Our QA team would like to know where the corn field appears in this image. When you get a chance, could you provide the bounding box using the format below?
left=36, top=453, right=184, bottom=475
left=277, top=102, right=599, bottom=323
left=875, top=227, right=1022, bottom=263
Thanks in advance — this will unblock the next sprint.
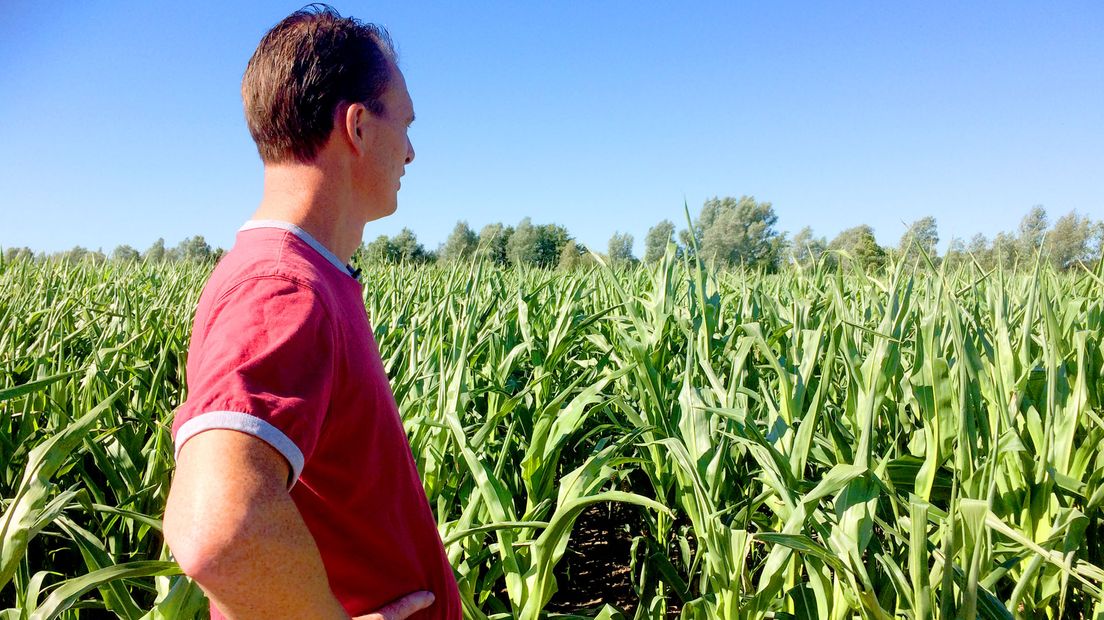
left=2, top=247, right=1103, bottom=619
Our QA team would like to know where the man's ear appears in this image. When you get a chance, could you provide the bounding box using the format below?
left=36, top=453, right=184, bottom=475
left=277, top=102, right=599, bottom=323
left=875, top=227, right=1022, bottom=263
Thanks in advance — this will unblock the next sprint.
left=343, top=103, right=369, bottom=155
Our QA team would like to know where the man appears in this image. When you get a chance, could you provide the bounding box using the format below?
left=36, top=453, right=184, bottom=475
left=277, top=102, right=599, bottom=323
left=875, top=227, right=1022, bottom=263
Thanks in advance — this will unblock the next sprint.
left=163, top=6, right=461, bottom=619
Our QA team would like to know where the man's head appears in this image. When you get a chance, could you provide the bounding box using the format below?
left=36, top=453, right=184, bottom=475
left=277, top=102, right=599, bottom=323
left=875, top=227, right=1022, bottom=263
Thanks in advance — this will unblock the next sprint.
left=242, top=4, right=399, bottom=165
left=242, top=4, right=415, bottom=220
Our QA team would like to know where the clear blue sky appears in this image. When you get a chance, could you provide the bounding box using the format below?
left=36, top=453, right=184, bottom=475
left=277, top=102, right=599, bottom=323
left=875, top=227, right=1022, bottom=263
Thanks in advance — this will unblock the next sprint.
left=2, top=1, right=1102, bottom=256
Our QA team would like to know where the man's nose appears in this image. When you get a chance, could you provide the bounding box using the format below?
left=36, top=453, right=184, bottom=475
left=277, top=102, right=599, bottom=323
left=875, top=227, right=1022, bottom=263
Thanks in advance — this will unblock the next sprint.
left=405, top=137, right=415, bottom=165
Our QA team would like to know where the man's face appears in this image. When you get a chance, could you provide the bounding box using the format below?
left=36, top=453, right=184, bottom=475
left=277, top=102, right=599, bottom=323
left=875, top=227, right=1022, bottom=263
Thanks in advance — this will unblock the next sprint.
left=359, top=64, right=415, bottom=221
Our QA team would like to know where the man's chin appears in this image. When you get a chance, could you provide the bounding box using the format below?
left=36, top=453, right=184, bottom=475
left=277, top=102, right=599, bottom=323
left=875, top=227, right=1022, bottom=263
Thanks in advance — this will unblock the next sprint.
left=364, top=201, right=398, bottom=222
left=362, top=196, right=397, bottom=220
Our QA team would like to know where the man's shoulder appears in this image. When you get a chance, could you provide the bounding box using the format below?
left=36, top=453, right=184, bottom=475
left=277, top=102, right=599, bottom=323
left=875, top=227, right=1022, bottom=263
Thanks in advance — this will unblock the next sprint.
left=206, top=229, right=341, bottom=299
left=195, top=231, right=344, bottom=326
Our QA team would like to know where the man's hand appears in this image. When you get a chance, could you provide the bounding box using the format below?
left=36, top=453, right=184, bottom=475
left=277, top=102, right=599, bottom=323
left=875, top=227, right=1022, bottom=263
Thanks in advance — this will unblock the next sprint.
left=354, top=590, right=435, bottom=620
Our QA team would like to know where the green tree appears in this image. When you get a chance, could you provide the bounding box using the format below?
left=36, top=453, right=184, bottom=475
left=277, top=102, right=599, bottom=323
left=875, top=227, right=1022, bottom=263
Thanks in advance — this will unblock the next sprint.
left=1045, top=211, right=1098, bottom=269
left=176, top=236, right=213, bottom=262
left=607, top=232, right=635, bottom=265
left=558, top=241, right=592, bottom=271
left=533, top=223, right=571, bottom=268
left=3, top=247, right=35, bottom=263
left=1017, top=205, right=1048, bottom=263
left=58, top=246, right=90, bottom=263
left=1092, top=221, right=1104, bottom=264
left=364, top=235, right=398, bottom=263
left=942, top=237, right=968, bottom=270
left=53, top=246, right=105, bottom=263
left=790, top=226, right=826, bottom=266
left=992, top=231, right=1017, bottom=270
left=112, top=244, right=141, bottom=262
left=476, top=223, right=513, bottom=265
left=696, top=196, right=782, bottom=269
left=392, top=228, right=430, bottom=263
left=678, top=228, right=698, bottom=259
left=506, top=218, right=539, bottom=266
left=506, top=219, right=570, bottom=268
left=828, top=225, right=886, bottom=269
left=898, top=216, right=940, bottom=264
left=440, top=221, right=478, bottom=262
left=144, top=238, right=166, bottom=263
left=966, top=234, right=989, bottom=264
left=644, top=220, right=675, bottom=263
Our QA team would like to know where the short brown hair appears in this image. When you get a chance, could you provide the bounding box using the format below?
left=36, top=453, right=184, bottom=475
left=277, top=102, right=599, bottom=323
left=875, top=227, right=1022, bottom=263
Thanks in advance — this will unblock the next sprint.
left=242, top=4, right=396, bottom=164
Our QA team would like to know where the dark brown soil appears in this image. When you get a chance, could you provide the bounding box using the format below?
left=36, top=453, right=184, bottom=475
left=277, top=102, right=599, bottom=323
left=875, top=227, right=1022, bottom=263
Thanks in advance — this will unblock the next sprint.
left=545, top=502, right=640, bottom=614
left=545, top=502, right=684, bottom=617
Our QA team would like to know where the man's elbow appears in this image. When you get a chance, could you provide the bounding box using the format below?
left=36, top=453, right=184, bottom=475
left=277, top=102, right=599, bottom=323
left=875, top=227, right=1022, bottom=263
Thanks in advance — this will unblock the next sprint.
left=163, top=430, right=297, bottom=587
left=163, top=485, right=265, bottom=588
left=163, top=498, right=230, bottom=584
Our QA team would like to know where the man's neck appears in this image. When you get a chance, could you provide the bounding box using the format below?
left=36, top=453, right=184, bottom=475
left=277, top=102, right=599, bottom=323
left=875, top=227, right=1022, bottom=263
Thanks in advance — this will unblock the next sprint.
left=252, top=162, right=365, bottom=265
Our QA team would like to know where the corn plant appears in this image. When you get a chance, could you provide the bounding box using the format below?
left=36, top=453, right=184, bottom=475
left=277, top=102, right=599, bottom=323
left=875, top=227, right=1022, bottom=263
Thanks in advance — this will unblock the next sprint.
left=1, top=250, right=1102, bottom=618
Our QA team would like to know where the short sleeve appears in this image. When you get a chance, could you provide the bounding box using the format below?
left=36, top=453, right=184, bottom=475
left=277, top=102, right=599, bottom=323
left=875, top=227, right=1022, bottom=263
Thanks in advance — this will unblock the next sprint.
left=172, top=276, right=335, bottom=486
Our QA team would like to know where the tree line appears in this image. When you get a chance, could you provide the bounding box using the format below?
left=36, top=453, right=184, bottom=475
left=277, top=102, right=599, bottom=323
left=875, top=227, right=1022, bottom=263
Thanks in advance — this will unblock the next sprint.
left=361, top=198, right=1103, bottom=272
left=5, top=199, right=1102, bottom=271
left=3, top=236, right=220, bottom=266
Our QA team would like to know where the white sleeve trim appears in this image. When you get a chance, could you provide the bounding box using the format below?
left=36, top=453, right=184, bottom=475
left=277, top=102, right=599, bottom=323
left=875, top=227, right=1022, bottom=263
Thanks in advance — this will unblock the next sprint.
left=175, top=411, right=306, bottom=488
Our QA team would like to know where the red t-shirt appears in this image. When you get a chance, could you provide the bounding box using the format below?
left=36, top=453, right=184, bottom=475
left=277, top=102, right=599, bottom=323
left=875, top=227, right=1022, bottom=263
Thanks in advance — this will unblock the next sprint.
left=172, top=221, right=461, bottom=619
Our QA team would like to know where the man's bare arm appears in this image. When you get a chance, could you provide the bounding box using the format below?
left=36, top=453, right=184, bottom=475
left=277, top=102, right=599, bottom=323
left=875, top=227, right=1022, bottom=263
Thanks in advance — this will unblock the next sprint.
left=163, top=430, right=433, bottom=620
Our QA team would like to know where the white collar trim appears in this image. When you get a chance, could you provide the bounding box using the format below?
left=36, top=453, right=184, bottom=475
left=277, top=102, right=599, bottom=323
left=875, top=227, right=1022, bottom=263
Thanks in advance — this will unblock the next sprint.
left=239, top=220, right=357, bottom=279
